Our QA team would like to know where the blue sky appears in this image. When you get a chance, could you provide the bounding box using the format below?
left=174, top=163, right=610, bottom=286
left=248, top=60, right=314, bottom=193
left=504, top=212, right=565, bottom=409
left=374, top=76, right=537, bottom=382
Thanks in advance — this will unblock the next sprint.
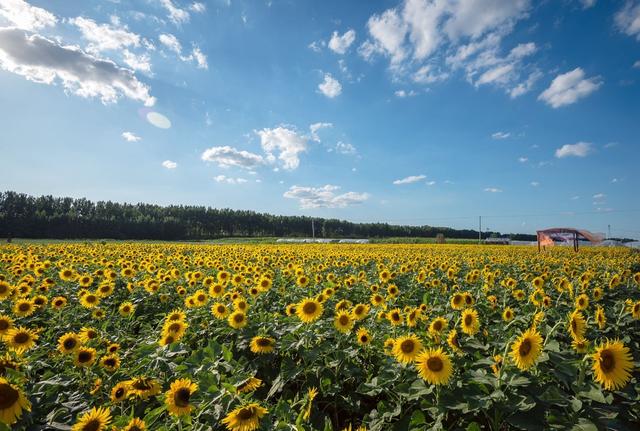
left=0, top=0, right=639, bottom=237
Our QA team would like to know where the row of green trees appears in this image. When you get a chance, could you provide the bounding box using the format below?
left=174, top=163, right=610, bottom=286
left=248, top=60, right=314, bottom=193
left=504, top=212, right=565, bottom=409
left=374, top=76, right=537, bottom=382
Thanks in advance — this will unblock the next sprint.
left=0, top=191, right=536, bottom=241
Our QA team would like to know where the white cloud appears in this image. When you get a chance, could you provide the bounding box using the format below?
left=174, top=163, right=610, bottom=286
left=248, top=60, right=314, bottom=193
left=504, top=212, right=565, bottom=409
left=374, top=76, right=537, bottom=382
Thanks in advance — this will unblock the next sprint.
left=604, top=142, right=618, bottom=148
left=191, top=46, right=208, bottom=69
left=159, top=0, right=190, bottom=24
left=328, top=29, right=356, bottom=54
left=394, top=89, right=417, bottom=97
left=318, top=73, right=342, bottom=98
left=122, top=50, right=152, bottom=73
left=538, top=68, right=602, bottom=108
left=284, top=184, right=369, bottom=209
left=335, top=141, right=357, bottom=155
left=256, top=127, right=308, bottom=170
left=615, top=1, right=640, bottom=40
left=509, top=69, right=542, bottom=98
left=214, top=175, right=248, bottom=184
left=611, top=178, right=619, bottom=183
left=162, top=160, right=177, bottom=169
left=189, top=2, right=206, bottom=13
left=201, top=145, right=265, bottom=169
left=159, top=33, right=182, bottom=54
left=484, top=187, right=502, bottom=192
left=308, top=40, right=325, bottom=52
left=426, top=180, right=436, bottom=186
left=593, top=193, right=606, bottom=199
left=634, top=60, right=640, bottom=68
left=491, top=131, right=511, bottom=139
left=309, top=122, right=332, bottom=142
left=571, top=195, right=580, bottom=200
left=122, top=131, right=141, bottom=142
left=359, top=0, right=533, bottom=95
left=530, top=181, right=539, bottom=187
left=0, top=0, right=57, bottom=31
left=580, top=0, right=596, bottom=9
left=0, top=28, right=155, bottom=106
left=70, top=17, right=141, bottom=54
left=518, top=156, right=528, bottom=163
left=393, top=174, right=426, bottom=185
left=555, top=142, right=593, bottom=158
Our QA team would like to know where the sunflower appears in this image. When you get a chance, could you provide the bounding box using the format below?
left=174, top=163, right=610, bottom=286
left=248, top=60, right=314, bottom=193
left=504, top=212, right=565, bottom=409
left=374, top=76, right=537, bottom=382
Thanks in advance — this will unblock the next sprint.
left=166, top=309, right=186, bottom=322
left=237, top=377, right=262, bottom=393
left=12, top=298, right=35, bottom=318
left=211, top=302, right=229, bottom=319
left=629, top=301, right=640, bottom=320
left=122, top=418, right=146, bottom=431
left=296, top=298, right=323, bottom=323
left=447, top=329, right=462, bottom=353
left=0, top=377, right=30, bottom=425
left=510, top=327, right=543, bottom=371
left=106, top=343, right=120, bottom=354
left=51, top=296, right=67, bottom=311
left=572, top=337, right=590, bottom=353
left=79, top=293, right=100, bottom=309
left=58, top=332, right=81, bottom=354
left=0, top=315, right=14, bottom=336
left=0, top=354, right=20, bottom=376
left=591, top=339, right=633, bottom=390
left=59, top=268, right=77, bottom=282
left=460, top=308, right=480, bottom=336
left=71, top=406, right=111, bottom=431
left=162, top=320, right=188, bottom=339
left=0, top=282, right=12, bottom=300
left=415, top=348, right=453, bottom=385
left=74, top=347, right=97, bottom=367
left=209, top=283, right=225, bottom=298
left=428, top=317, right=448, bottom=337
left=351, top=304, right=369, bottom=320
left=228, top=311, right=248, bottom=329
left=4, top=326, right=38, bottom=353
left=126, top=377, right=162, bottom=399
left=165, top=378, right=198, bottom=417
left=392, top=334, right=423, bottom=364
left=250, top=336, right=275, bottom=354
left=387, top=308, right=403, bottom=326
left=334, top=311, right=354, bottom=333
left=79, top=327, right=99, bottom=343
left=118, top=302, right=135, bottom=317
left=356, top=327, right=371, bottom=345
left=575, top=294, right=589, bottom=310
left=502, top=307, right=514, bottom=322
left=100, top=353, right=120, bottom=372
left=221, top=403, right=268, bottom=431
left=285, top=304, right=297, bottom=316
left=595, top=306, right=606, bottom=329
left=568, top=310, right=587, bottom=340
left=110, top=382, right=129, bottom=403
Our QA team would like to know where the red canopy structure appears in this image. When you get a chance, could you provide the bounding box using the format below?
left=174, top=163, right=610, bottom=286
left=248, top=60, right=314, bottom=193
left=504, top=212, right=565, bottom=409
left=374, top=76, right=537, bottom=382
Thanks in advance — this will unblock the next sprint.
left=536, top=227, right=604, bottom=252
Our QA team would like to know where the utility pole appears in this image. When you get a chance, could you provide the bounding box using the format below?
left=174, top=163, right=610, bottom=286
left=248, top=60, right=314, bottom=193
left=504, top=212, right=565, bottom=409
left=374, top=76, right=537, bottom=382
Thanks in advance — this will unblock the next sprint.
left=311, top=219, right=315, bottom=239
left=607, top=224, right=611, bottom=239
left=478, top=216, right=482, bottom=244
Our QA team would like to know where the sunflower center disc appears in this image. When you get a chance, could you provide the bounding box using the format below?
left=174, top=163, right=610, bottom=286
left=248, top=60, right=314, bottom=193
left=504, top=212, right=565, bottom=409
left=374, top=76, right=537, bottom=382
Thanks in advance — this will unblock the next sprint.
left=427, top=357, right=444, bottom=372
left=175, top=388, right=191, bottom=407
left=303, top=303, right=317, bottom=314
left=400, top=340, right=415, bottom=353
left=519, top=339, right=532, bottom=356
left=0, top=383, right=19, bottom=409
left=600, top=351, right=615, bottom=372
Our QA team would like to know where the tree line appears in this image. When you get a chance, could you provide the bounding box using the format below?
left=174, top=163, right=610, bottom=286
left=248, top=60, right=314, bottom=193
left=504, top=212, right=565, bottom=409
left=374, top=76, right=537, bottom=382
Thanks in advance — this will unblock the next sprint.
left=0, top=191, right=536, bottom=241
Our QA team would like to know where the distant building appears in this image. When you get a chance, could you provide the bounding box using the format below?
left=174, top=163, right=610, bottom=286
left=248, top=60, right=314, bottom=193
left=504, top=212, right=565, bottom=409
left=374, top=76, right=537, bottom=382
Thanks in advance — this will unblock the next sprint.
left=484, top=237, right=510, bottom=245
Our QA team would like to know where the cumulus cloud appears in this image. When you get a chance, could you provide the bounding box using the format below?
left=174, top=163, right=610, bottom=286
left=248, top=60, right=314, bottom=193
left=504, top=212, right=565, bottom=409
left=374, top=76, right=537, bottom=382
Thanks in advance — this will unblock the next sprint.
left=394, top=89, right=417, bottom=97
left=189, top=2, right=206, bottom=13
left=256, top=127, right=308, bottom=170
left=492, top=131, right=511, bottom=139
left=335, top=141, right=357, bottom=155
left=555, top=142, right=593, bottom=158
left=530, top=181, right=539, bottom=187
left=201, top=145, right=265, bottom=170
left=284, top=185, right=369, bottom=209
left=393, top=174, right=426, bottom=185
left=159, top=0, right=190, bottom=24
left=214, top=175, right=248, bottom=184
left=0, top=27, right=155, bottom=106
left=309, top=122, right=332, bottom=142
left=159, top=33, right=207, bottom=69
left=0, top=0, right=57, bottom=31
left=318, top=73, right=342, bottom=98
left=580, top=0, right=597, bottom=9
left=484, top=187, right=502, bottom=192
left=328, top=29, right=356, bottom=54
left=122, top=131, right=141, bottom=142
left=359, top=0, right=535, bottom=95
left=518, top=156, right=528, bottom=163
left=615, top=1, right=640, bottom=40
left=593, top=192, right=606, bottom=199
left=162, top=160, right=177, bottom=169
left=538, top=68, right=602, bottom=108
left=70, top=17, right=141, bottom=53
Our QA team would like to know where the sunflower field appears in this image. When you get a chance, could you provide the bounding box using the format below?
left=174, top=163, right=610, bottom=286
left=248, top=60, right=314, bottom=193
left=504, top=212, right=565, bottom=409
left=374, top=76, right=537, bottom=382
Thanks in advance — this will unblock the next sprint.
left=0, top=243, right=639, bottom=431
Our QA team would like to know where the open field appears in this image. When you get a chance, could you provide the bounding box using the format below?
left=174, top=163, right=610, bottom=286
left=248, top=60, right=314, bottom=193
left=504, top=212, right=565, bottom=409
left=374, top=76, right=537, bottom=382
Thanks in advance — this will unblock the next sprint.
left=0, top=243, right=638, bottom=430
